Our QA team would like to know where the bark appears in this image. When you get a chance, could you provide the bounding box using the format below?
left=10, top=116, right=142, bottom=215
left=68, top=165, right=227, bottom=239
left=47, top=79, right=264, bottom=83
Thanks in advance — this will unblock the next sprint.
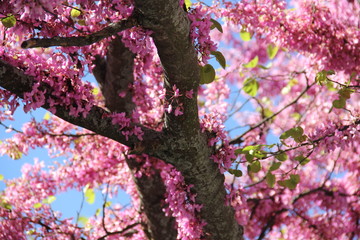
left=133, top=0, right=244, bottom=239
left=93, top=37, right=177, bottom=240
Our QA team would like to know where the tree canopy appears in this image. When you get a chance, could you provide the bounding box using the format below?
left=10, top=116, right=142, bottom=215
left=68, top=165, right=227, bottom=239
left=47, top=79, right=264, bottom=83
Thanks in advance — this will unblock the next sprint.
left=0, top=0, right=359, bottom=239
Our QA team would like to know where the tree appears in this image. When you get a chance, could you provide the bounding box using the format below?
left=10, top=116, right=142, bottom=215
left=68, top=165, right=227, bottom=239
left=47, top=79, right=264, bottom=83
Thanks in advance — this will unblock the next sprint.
left=0, top=0, right=359, bottom=239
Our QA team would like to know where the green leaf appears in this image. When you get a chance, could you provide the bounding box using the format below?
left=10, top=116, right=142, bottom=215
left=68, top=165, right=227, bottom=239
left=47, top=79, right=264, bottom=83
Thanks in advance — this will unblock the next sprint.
left=0, top=174, right=3, bottom=181
left=315, top=70, right=335, bottom=85
left=42, top=195, right=56, bottom=204
left=280, top=126, right=306, bottom=142
left=200, top=64, right=216, bottom=84
left=249, top=161, right=261, bottom=173
left=332, top=98, right=346, bottom=109
left=275, top=152, right=288, bottom=161
left=240, top=31, right=251, bottom=41
left=338, top=88, right=354, bottom=99
left=243, top=145, right=261, bottom=151
left=267, top=44, right=279, bottom=59
left=95, top=208, right=101, bottom=216
left=243, top=56, right=258, bottom=68
left=84, top=185, right=95, bottom=204
left=269, top=162, right=282, bottom=171
left=245, top=153, right=254, bottom=162
left=234, top=149, right=243, bottom=155
left=211, top=51, right=226, bottom=69
left=70, top=8, right=82, bottom=18
left=43, top=112, right=51, bottom=121
left=105, top=201, right=112, bottom=207
left=184, top=0, right=192, bottom=10
left=266, top=173, right=276, bottom=188
left=78, top=216, right=88, bottom=226
left=210, top=19, right=223, bottom=33
left=294, top=155, right=310, bottom=165
left=33, top=203, right=42, bottom=209
left=3, top=202, right=12, bottom=210
left=228, top=169, right=243, bottom=177
left=243, top=78, right=259, bottom=97
left=1, top=15, right=16, bottom=28
left=290, top=174, right=300, bottom=184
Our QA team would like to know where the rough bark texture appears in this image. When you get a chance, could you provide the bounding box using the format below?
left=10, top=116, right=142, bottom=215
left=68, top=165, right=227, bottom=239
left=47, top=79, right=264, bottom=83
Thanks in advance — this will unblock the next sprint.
left=93, top=38, right=177, bottom=240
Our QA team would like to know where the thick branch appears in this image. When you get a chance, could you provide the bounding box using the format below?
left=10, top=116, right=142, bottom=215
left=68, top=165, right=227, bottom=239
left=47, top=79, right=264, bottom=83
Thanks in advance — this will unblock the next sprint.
left=0, top=59, right=162, bottom=156
left=93, top=38, right=177, bottom=240
left=21, top=16, right=138, bottom=49
left=131, top=1, right=244, bottom=239
left=134, top=0, right=201, bottom=136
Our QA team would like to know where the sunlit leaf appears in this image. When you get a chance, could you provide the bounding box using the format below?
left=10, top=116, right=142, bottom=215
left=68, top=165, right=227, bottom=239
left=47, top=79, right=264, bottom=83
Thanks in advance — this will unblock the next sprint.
left=240, top=31, right=251, bottom=41
left=0, top=174, right=3, bottom=181
left=42, top=195, right=56, bottom=204
left=267, top=44, right=279, bottom=59
left=84, top=185, right=96, bottom=204
left=43, top=112, right=51, bottom=121
left=71, top=8, right=82, bottom=18
left=243, top=56, right=258, bottom=68
left=184, top=0, right=192, bottom=10
left=33, top=203, right=42, bottom=209
left=243, top=78, right=259, bottom=97
left=78, top=216, right=88, bottom=226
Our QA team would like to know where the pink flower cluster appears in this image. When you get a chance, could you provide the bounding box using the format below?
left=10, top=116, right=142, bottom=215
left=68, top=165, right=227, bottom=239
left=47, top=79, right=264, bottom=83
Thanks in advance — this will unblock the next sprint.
left=158, top=162, right=205, bottom=240
left=188, top=5, right=218, bottom=64
left=201, top=112, right=235, bottom=173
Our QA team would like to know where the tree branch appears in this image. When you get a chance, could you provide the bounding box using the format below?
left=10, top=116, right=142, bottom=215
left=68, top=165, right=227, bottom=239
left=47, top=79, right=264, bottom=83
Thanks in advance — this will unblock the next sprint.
left=21, top=16, right=138, bottom=49
left=93, top=37, right=178, bottom=240
left=0, top=59, right=163, bottom=158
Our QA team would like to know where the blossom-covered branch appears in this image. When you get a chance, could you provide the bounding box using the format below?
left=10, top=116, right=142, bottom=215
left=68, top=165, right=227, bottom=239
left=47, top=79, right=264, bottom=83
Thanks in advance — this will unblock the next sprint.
left=0, top=59, right=163, bottom=156
left=21, top=16, right=138, bottom=48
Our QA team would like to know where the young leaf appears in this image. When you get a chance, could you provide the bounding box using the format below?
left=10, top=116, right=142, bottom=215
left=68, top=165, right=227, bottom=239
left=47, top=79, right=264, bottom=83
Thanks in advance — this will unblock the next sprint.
left=267, top=44, right=279, bottom=59
left=243, top=78, right=259, bottom=97
left=200, top=64, right=216, bottom=84
left=1, top=15, right=16, bottom=28
left=0, top=174, right=3, bottom=181
left=43, top=112, right=51, bottom=120
left=70, top=8, right=82, bottom=18
left=240, top=31, right=251, bottom=41
left=33, top=203, right=42, bottom=209
left=211, top=51, right=226, bottom=69
left=266, top=173, right=276, bottom=188
left=84, top=185, right=96, bottom=204
left=42, top=195, right=56, bottom=204
left=243, top=56, right=258, bottom=68
left=184, top=0, right=192, bottom=10
left=210, top=19, right=223, bottom=33
left=78, top=216, right=88, bottom=226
